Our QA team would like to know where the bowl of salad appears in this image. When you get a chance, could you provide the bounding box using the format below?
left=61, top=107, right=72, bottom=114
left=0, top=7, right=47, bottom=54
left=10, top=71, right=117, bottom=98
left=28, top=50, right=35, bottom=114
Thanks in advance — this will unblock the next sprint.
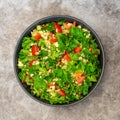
left=14, top=15, right=105, bottom=106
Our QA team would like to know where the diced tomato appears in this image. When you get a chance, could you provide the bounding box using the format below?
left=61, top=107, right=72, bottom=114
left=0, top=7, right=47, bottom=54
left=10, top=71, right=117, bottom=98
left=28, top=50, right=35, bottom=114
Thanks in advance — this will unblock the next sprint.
left=49, top=33, right=57, bottom=43
left=77, top=76, right=86, bottom=84
left=63, top=52, right=71, bottom=61
left=64, top=55, right=71, bottom=61
left=31, top=45, right=39, bottom=56
left=65, top=22, right=73, bottom=29
left=29, top=60, right=36, bottom=67
left=66, top=21, right=69, bottom=24
left=48, top=83, right=57, bottom=88
left=54, top=22, right=62, bottom=33
left=74, top=46, right=82, bottom=53
left=49, top=32, right=53, bottom=36
left=50, top=36, right=57, bottom=43
left=58, top=89, right=66, bottom=97
left=89, top=45, right=92, bottom=52
left=75, top=71, right=83, bottom=79
left=34, top=33, right=41, bottom=41
left=73, top=21, right=76, bottom=26
left=89, top=47, right=92, bottom=52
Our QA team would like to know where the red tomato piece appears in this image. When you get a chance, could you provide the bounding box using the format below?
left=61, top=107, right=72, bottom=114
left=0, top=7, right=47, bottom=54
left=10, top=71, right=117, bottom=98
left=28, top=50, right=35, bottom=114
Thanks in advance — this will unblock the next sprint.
left=34, top=33, right=41, bottom=41
left=75, top=71, right=83, bottom=80
left=89, top=47, right=92, bottom=52
left=74, top=46, right=82, bottom=53
left=77, top=76, right=86, bottom=84
left=49, top=32, right=53, bottom=36
left=65, top=22, right=73, bottom=29
left=29, top=60, right=36, bottom=67
left=89, top=45, right=92, bottom=52
left=48, top=83, right=57, bottom=88
left=54, top=22, right=62, bottom=33
left=73, top=21, right=76, bottom=26
left=31, top=45, right=39, bottom=56
left=66, top=21, right=69, bottom=24
left=50, top=36, right=57, bottom=43
left=58, top=89, right=66, bottom=97
left=63, top=52, right=71, bottom=61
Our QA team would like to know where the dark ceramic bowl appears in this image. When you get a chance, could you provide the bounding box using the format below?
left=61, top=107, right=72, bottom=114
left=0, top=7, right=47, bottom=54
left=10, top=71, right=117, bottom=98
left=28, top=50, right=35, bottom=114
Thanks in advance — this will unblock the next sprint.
left=14, top=15, right=105, bottom=106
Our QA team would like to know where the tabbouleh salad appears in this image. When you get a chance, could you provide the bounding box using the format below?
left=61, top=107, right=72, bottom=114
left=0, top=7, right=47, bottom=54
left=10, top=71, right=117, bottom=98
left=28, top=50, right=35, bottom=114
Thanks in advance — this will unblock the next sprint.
left=18, top=20, right=101, bottom=104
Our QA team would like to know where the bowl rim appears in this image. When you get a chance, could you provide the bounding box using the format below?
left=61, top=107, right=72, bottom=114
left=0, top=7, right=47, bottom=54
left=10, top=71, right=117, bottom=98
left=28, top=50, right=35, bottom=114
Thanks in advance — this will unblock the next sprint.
left=13, top=15, right=105, bottom=107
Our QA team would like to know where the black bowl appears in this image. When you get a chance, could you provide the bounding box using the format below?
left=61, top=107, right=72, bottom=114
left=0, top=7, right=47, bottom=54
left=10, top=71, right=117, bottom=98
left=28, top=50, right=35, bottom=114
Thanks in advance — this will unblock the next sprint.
left=14, top=15, right=105, bottom=106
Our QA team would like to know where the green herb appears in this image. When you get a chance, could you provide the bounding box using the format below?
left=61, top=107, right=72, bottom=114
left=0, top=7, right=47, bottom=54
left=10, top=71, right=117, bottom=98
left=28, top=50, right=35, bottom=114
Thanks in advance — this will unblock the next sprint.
left=17, top=20, right=101, bottom=104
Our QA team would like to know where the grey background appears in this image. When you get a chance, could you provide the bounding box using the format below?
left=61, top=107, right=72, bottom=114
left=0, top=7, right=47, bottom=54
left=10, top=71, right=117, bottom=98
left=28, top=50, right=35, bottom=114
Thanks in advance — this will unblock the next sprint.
left=0, top=0, right=120, bottom=120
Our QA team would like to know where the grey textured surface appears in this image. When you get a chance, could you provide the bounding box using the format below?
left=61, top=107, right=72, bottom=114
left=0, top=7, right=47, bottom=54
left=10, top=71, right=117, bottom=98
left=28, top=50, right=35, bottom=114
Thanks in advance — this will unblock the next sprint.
left=0, top=0, right=120, bottom=120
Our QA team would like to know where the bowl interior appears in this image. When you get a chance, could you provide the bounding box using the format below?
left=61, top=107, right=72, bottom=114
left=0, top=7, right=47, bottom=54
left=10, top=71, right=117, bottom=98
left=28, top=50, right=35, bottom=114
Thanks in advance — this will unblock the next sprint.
left=14, top=15, right=105, bottom=106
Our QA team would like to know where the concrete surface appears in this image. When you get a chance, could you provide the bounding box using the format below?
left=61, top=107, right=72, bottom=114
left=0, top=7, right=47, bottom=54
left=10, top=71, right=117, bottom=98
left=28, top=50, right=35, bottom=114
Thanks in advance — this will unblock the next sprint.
left=0, top=0, right=120, bottom=120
